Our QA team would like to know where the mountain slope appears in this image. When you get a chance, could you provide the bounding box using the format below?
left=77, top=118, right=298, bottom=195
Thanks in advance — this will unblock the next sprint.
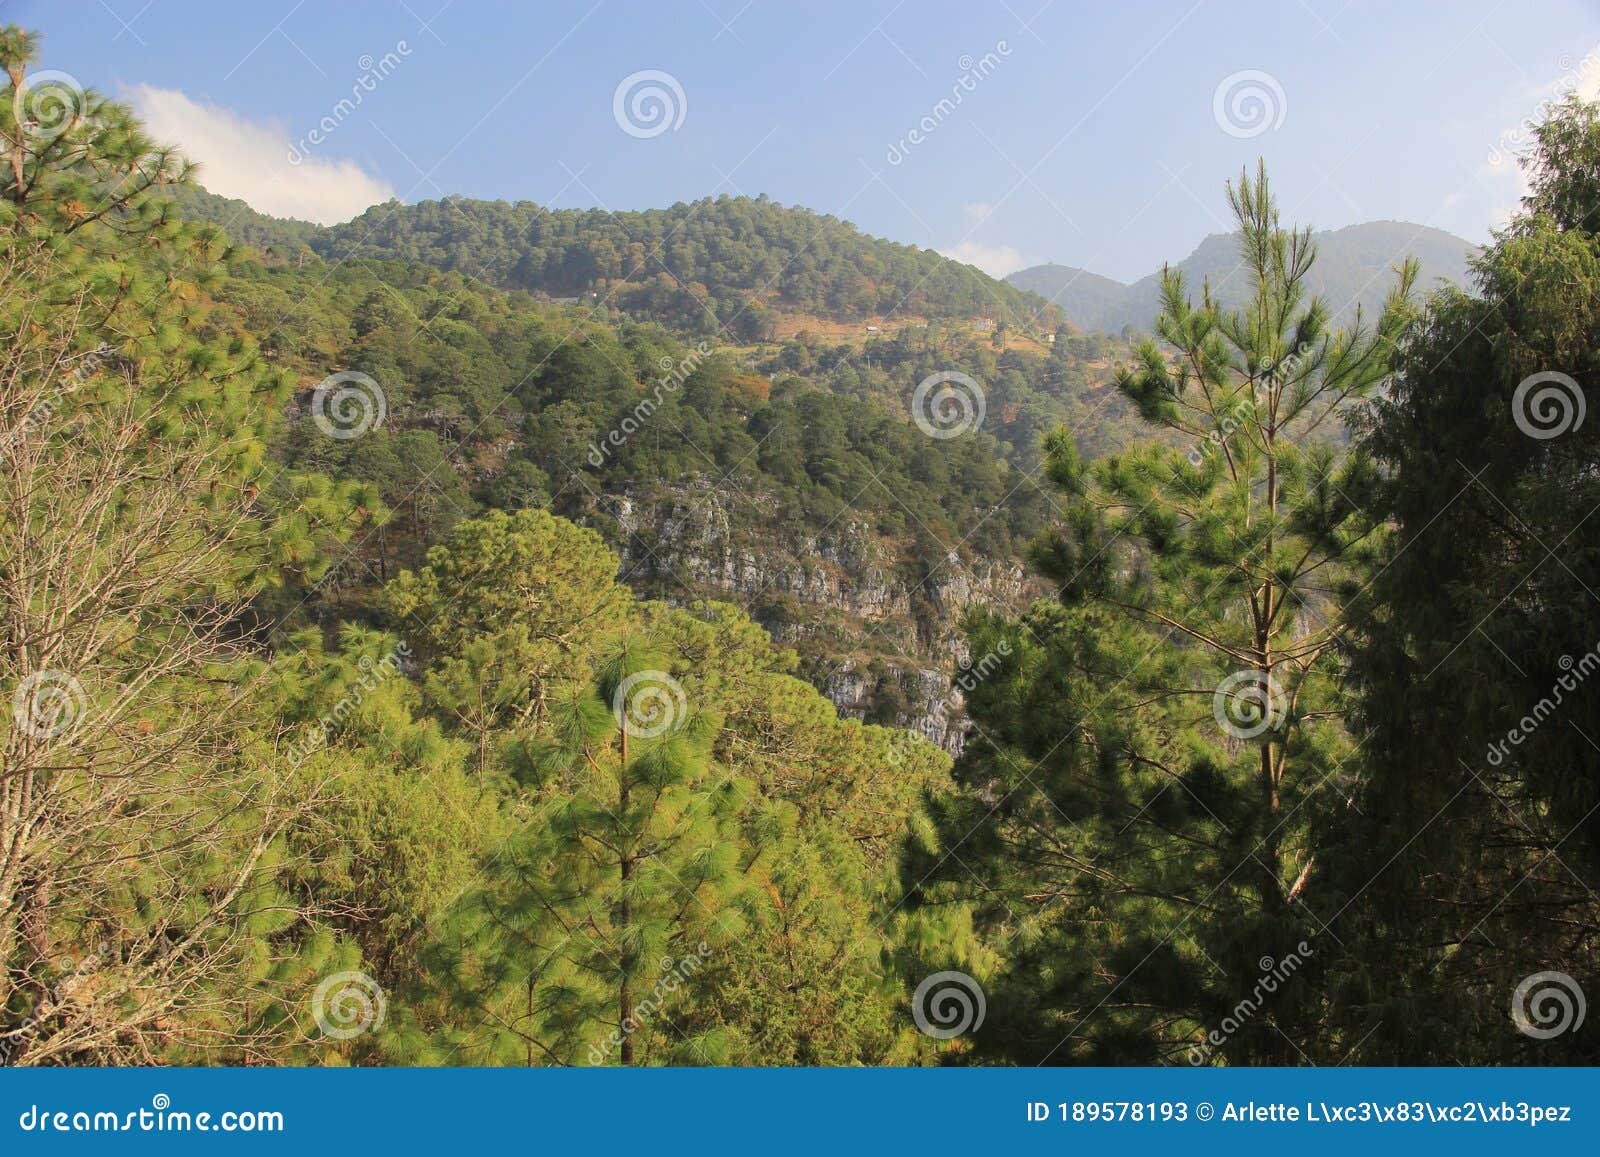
left=174, top=189, right=1062, bottom=340
left=1009, top=220, right=1477, bottom=333
left=1005, top=263, right=1129, bottom=333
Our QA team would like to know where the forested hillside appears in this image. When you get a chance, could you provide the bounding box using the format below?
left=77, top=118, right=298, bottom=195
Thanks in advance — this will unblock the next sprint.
left=191, top=245, right=1130, bottom=746
left=4, top=20, right=1596, bottom=1072
left=176, top=187, right=1063, bottom=340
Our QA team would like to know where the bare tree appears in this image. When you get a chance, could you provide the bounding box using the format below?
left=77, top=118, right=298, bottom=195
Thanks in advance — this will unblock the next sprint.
left=0, top=229, right=319, bottom=1065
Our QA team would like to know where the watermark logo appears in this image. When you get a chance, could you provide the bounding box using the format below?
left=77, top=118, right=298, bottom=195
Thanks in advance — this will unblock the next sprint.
left=911, top=970, right=986, bottom=1039
left=1212, top=70, right=1286, bottom=139
left=312, top=970, right=387, bottom=1040
left=287, top=643, right=410, bottom=766
left=586, top=942, right=713, bottom=1064
left=1511, top=371, right=1585, bottom=440
left=1486, top=642, right=1600, bottom=767
left=613, top=70, right=687, bottom=138
left=1489, top=44, right=1600, bottom=166
left=12, top=69, right=86, bottom=144
left=12, top=670, right=88, bottom=740
left=310, top=370, right=387, bottom=440
left=2, top=345, right=110, bottom=464
left=1511, top=970, right=1586, bottom=1039
left=613, top=670, right=688, bottom=738
left=1189, top=942, right=1314, bottom=1064
left=1212, top=668, right=1285, bottom=739
left=888, top=640, right=1012, bottom=766
left=886, top=42, right=1011, bottom=165
left=288, top=42, right=413, bottom=164
left=587, top=343, right=710, bottom=467
left=0, top=941, right=114, bottom=1065
left=912, top=371, right=985, bottom=439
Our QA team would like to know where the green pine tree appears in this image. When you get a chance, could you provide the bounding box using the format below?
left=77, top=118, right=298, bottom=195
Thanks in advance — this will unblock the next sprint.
left=912, top=164, right=1415, bottom=1064
left=432, top=634, right=760, bottom=1065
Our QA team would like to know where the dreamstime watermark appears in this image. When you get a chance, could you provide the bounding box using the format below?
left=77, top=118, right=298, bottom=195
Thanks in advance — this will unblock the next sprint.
left=0, top=941, right=114, bottom=1066
left=287, top=643, right=410, bottom=766
left=311, top=970, right=386, bottom=1040
left=1485, top=640, right=1600, bottom=767
left=912, top=370, right=985, bottom=439
left=1511, top=970, right=1586, bottom=1039
left=888, top=640, right=1012, bottom=765
left=1511, top=371, right=1585, bottom=440
left=613, top=670, right=688, bottom=739
left=1212, top=70, right=1286, bottom=139
left=309, top=370, right=387, bottom=440
left=287, top=42, right=413, bottom=164
left=586, top=942, right=713, bottom=1064
left=16, top=1094, right=284, bottom=1134
left=1189, top=395, right=1258, bottom=466
left=1188, top=341, right=1314, bottom=465
left=613, top=70, right=687, bottom=138
left=11, top=670, right=89, bottom=741
left=1188, top=941, right=1314, bottom=1064
left=2, top=345, right=110, bottom=463
left=11, top=69, right=86, bottom=145
left=886, top=42, right=1011, bottom=165
left=1489, top=45, right=1600, bottom=167
left=911, top=970, right=986, bottom=1039
left=587, top=343, right=710, bottom=467
left=1212, top=668, right=1286, bottom=739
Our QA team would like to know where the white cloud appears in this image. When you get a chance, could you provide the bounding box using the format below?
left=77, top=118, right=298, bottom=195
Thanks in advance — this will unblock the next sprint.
left=940, top=240, right=1035, bottom=279
left=124, top=85, right=393, bottom=224
left=1473, top=52, right=1600, bottom=230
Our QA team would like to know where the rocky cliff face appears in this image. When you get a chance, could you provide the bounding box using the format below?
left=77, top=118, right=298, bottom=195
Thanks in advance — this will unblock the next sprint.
left=585, top=480, right=1036, bottom=754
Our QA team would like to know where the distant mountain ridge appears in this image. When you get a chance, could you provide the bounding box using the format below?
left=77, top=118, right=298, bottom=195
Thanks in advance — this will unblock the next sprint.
left=172, top=187, right=1061, bottom=340
left=1007, top=221, right=1478, bottom=333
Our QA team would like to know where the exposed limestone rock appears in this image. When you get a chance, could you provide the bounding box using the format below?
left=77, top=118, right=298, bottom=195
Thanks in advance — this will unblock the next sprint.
left=583, top=480, right=1038, bottom=755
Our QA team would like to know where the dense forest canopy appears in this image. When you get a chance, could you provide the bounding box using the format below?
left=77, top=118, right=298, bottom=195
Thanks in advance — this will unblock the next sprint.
left=2, top=22, right=1596, bottom=1069
left=175, top=186, right=1064, bottom=340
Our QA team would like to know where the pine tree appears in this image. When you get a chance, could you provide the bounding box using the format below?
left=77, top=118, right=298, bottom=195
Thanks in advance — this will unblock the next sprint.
left=433, top=634, right=760, bottom=1065
left=912, top=164, right=1414, bottom=1063
left=1324, top=95, right=1600, bottom=1063
left=0, top=24, right=378, bottom=1064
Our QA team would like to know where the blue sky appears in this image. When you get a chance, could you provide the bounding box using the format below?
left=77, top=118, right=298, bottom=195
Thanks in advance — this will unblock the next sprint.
left=11, top=0, right=1600, bottom=280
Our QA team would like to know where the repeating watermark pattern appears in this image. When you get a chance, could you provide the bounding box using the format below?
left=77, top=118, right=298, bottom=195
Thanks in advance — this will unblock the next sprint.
left=1511, top=371, right=1585, bottom=440
left=912, top=370, right=986, bottom=439
left=1212, top=70, right=1287, bottom=139
left=613, top=70, right=687, bottom=138
left=587, top=343, right=711, bottom=467
left=310, top=370, right=387, bottom=440
left=1486, top=641, right=1600, bottom=767
left=287, top=643, right=409, bottom=767
left=613, top=670, right=688, bottom=739
left=11, top=670, right=89, bottom=740
left=1511, top=971, right=1586, bottom=1039
left=288, top=42, right=413, bottom=165
left=586, top=942, right=713, bottom=1065
left=2, top=345, right=110, bottom=462
left=1189, top=395, right=1258, bottom=466
left=912, top=970, right=986, bottom=1039
left=1188, top=942, right=1314, bottom=1065
left=311, top=970, right=387, bottom=1040
left=11, top=68, right=86, bottom=144
left=1212, top=668, right=1286, bottom=739
left=886, top=41, right=1011, bottom=165
left=888, top=641, right=1012, bottom=765
left=1190, top=340, right=1317, bottom=464
left=1489, top=45, right=1600, bottom=166
left=0, top=941, right=114, bottom=1066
